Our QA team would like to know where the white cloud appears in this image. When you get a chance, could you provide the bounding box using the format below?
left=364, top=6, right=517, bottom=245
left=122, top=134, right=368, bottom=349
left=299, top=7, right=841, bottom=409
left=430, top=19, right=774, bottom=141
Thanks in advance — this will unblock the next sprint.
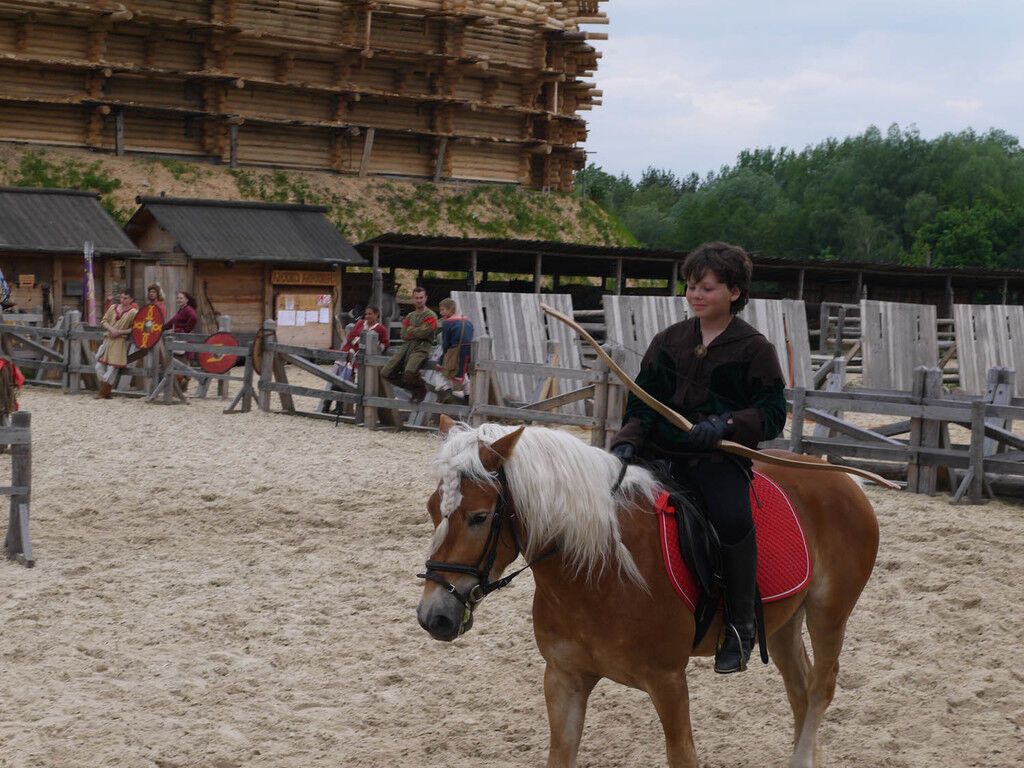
left=584, top=5, right=1024, bottom=176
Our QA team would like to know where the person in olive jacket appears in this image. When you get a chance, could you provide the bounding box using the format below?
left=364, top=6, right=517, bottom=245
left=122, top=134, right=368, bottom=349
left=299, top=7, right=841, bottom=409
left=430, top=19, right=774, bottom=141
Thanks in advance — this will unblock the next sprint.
left=610, top=241, right=787, bottom=674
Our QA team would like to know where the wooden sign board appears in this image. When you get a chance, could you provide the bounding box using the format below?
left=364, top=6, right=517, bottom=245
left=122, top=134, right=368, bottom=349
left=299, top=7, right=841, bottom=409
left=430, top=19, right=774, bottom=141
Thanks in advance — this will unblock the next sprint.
left=275, top=291, right=334, bottom=348
left=271, top=270, right=335, bottom=287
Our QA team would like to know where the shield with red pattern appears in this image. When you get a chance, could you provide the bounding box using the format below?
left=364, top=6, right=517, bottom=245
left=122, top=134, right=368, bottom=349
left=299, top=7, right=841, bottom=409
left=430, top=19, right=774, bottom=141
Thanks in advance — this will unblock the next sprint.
left=198, top=332, right=240, bottom=374
left=131, top=304, right=165, bottom=349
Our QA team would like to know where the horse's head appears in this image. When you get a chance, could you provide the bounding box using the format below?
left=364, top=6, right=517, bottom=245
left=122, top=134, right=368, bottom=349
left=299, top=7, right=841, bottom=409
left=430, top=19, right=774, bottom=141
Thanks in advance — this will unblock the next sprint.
left=417, top=416, right=525, bottom=642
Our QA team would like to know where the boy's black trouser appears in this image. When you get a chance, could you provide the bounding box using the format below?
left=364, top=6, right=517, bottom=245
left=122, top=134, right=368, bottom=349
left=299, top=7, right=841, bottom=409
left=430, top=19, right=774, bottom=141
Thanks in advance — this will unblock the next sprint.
left=671, top=455, right=753, bottom=546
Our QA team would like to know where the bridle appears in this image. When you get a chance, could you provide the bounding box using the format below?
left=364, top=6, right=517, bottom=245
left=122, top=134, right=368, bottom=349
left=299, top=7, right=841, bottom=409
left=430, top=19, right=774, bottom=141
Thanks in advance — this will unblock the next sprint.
left=417, top=467, right=556, bottom=636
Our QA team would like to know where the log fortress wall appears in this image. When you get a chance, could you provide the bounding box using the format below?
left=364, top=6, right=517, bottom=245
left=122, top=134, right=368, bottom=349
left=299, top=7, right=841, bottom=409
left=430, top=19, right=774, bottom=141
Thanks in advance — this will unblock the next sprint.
left=0, top=0, right=608, bottom=191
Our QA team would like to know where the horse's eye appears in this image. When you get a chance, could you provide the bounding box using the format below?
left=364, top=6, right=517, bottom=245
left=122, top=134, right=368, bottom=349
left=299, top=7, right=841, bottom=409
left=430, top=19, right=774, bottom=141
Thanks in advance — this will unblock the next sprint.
left=468, top=512, right=489, bottom=527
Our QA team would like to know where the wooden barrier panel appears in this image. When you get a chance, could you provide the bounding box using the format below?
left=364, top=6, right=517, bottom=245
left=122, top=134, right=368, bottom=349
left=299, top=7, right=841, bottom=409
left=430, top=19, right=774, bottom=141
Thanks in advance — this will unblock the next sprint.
left=954, top=304, right=1024, bottom=397
left=789, top=366, right=1024, bottom=504
left=602, top=295, right=689, bottom=379
left=860, top=300, right=938, bottom=391
left=451, top=291, right=584, bottom=413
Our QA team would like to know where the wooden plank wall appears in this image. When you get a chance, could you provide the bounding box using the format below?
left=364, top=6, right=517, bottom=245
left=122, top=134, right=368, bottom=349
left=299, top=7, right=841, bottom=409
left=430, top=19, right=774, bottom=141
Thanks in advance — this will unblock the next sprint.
left=0, top=0, right=604, bottom=190
left=740, top=298, right=812, bottom=389
left=954, top=304, right=1024, bottom=397
left=860, top=300, right=938, bottom=391
left=602, top=296, right=689, bottom=378
left=451, top=291, right=582, bottom=411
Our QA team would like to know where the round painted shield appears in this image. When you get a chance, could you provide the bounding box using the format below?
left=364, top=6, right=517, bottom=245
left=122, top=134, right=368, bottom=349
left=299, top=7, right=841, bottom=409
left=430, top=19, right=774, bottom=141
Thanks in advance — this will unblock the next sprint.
left=131, top=304, right=165, bottom=349
left=198, top=332, right=239, bottom=374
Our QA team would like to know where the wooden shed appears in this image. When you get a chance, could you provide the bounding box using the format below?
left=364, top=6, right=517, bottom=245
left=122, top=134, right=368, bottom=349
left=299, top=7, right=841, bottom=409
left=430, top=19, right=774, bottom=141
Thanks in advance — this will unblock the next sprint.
left=124, top=197, right=365, bottom=344
left=0, top=186, right=140, bottom=320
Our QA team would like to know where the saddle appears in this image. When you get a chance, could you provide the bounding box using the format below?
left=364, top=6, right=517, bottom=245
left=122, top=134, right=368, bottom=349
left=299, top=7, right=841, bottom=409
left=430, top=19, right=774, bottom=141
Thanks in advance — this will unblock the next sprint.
left=646, top=461, right=812, bottom=660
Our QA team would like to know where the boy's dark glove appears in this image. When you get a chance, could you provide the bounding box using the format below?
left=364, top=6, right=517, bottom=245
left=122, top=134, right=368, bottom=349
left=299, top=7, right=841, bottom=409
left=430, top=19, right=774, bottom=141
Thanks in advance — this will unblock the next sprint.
left=688, top=413, right=735, bottom=450
left=610, top=442, right=636, bottom=461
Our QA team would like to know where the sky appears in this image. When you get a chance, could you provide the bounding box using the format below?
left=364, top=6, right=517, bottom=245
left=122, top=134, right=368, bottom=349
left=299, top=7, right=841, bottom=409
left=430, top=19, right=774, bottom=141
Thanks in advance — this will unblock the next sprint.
left=586, top=0, right=1024, bottom=179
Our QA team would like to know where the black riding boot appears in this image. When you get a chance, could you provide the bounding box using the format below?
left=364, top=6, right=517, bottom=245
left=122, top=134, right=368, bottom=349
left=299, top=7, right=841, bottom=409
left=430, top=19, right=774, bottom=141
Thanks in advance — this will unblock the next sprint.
left=714, top=526, right=758, bottom=674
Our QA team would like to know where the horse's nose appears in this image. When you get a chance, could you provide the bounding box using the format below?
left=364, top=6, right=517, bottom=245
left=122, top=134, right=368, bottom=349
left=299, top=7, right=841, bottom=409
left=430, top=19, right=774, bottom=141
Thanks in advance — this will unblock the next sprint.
left=418, top=604, right=460, bottom=642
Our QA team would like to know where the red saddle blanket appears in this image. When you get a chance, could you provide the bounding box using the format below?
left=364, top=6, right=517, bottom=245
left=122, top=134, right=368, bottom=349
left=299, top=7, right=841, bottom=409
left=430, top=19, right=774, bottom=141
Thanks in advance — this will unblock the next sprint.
left=656, top=470, right=811, bottom=611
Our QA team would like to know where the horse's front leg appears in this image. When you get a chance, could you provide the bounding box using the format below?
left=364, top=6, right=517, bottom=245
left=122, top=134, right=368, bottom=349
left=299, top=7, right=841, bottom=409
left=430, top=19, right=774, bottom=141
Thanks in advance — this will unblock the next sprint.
left=647, top=671, right=699, bottom=768
left=543, top=662, right=599, bottom=768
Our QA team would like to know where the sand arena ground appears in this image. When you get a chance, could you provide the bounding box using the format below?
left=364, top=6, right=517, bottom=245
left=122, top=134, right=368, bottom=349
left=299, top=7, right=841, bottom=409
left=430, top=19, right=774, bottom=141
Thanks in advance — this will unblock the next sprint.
left=2, top=385, right=1023, bottom=767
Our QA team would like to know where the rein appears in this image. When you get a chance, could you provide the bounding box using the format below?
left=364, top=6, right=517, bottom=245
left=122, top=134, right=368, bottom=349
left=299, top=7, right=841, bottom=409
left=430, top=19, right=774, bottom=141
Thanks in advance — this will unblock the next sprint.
left=417, top=467, right=556, bottom=635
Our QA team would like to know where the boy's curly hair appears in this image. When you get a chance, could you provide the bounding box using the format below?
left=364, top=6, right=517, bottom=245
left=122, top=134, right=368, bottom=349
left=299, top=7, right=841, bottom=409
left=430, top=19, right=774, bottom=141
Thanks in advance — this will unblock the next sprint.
left=681, top=241, right=753, bottom=314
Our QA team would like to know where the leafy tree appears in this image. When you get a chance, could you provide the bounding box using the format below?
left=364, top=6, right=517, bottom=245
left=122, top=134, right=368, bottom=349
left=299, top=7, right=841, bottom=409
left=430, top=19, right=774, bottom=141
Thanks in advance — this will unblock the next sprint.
left=579, top=125, right=1024, bottom=271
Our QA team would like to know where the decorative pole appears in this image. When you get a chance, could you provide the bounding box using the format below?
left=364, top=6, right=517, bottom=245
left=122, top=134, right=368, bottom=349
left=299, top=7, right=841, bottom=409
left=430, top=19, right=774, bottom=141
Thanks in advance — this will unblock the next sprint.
left=83, top=241, right=97, bottom=325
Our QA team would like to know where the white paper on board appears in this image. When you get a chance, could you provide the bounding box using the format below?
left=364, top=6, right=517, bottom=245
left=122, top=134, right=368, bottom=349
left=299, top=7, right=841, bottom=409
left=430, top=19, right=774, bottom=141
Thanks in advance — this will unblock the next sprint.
left=277, top=310, right=296, bottom=326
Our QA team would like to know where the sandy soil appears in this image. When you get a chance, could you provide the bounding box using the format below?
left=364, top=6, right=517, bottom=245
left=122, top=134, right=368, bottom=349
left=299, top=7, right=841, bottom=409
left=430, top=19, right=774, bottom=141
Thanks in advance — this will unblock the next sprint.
left=2, top=385, right=1023, bottom=768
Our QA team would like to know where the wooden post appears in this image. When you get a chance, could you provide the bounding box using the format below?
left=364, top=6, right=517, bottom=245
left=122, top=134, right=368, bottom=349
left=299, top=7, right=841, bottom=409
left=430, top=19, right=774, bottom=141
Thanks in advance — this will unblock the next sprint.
left=669, top=261, right=679, bottom=296
left=614, top=259, right=623, bottom=295
left=162, top=338, right=176, bottom=405
left=818, top=303, right=829, bottom=354
left=853, top=271, right=863, bottom=302
left=467, top=249, right=477, bottom=291
left=603, top=344, right=627, bottom=442
left=114, top=108, right=125, bottom=156
left=789, top=387, right=807, bottom=455
left=945, top=276, right=955, bottom=317
left=361, top=330, right=380, bottom=429
left=239, top=350, right=254, bottom=413
left=359, top=127, right=376, bottom=176
left=216, top=315, right=231, bottom=398
left=1001, top=278, right=1009, bottom=305
left=5, top=411, right=32, bottom=567
left=797, top=268, right=805, bottom=301
left=590, top=348, right=609, bottom=447
left=433, top=136, right=448, bottom=182
left=906, top=366, right=927, bottom=493
left=835, top=305, right=847, bottom=356
left=907, top=367, right=942, bottom=495
left=371, top=244, right=382, bottom=309
left=533, top=253, right=542, bottom=293
left=968, top=399, right=987, bottom=504
left=229, top=123, right=239, bottom=168
left=258, top=319, right=276, bottom=412
left=469, top=335, right=492, bottom=427
left=64, top=310, right=81, bottom=393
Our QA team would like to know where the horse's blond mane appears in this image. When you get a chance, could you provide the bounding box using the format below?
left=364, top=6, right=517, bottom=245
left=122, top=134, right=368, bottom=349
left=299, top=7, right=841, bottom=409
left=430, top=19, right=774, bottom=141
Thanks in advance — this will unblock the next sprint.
left=432, top=423, right=661, bottom=586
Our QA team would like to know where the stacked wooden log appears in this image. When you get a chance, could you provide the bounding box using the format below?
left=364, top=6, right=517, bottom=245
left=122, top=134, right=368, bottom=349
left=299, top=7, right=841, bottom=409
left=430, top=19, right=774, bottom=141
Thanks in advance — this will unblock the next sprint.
left=0, top=0, right=606, bottom=190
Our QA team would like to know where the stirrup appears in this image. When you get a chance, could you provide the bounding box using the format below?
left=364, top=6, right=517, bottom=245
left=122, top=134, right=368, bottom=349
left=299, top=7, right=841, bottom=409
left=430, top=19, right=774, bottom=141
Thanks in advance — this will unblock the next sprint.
left=714, top=623, right=752, bottom=674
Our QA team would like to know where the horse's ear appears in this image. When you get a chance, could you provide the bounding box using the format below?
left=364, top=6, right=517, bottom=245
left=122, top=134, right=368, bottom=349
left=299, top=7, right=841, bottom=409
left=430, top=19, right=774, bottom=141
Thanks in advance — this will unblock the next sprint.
left=481, top=425, right=525, bottom=471
left=439, top=414, right=457, bottom=437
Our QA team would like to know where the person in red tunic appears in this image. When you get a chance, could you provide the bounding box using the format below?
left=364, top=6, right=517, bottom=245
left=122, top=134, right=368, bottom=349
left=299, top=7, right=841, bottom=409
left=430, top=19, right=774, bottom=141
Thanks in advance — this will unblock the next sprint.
left=146, top=284, right=167, bottom=321
left=165, top=291, right=198, bottom=334
left=165, top=291, right=199, bottom=392
left=320, top=305, right=390, bottom=414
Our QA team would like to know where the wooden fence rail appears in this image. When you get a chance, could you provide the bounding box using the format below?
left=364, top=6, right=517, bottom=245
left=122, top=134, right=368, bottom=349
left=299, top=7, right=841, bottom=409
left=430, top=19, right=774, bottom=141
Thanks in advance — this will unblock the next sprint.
left=790, top=366, right=1023, bottom=504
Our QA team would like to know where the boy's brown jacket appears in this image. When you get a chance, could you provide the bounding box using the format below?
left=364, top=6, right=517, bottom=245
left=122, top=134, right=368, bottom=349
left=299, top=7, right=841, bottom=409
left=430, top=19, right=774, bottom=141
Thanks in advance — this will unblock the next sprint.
left=611, top=316, right=787, bottom=457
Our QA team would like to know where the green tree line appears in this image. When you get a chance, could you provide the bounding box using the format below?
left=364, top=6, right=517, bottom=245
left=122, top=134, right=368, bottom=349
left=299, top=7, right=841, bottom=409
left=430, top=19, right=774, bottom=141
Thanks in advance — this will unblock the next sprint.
left=577, top=125, right=1024, bottom=269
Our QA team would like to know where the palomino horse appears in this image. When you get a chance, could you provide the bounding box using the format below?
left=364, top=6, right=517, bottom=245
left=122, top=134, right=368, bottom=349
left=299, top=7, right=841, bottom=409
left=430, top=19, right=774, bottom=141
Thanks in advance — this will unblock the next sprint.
left=417, top=417, right=879, bottom=768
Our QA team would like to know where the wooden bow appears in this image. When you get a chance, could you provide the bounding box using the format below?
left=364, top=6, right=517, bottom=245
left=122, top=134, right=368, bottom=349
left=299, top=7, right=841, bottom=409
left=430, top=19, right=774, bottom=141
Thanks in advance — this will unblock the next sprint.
left=540, top=303, right=899, bottom=490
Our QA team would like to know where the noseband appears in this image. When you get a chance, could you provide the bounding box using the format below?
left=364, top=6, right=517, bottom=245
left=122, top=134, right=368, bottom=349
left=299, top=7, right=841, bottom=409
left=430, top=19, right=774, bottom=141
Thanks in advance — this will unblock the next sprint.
left=417, top=467, right=555, bottom=635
